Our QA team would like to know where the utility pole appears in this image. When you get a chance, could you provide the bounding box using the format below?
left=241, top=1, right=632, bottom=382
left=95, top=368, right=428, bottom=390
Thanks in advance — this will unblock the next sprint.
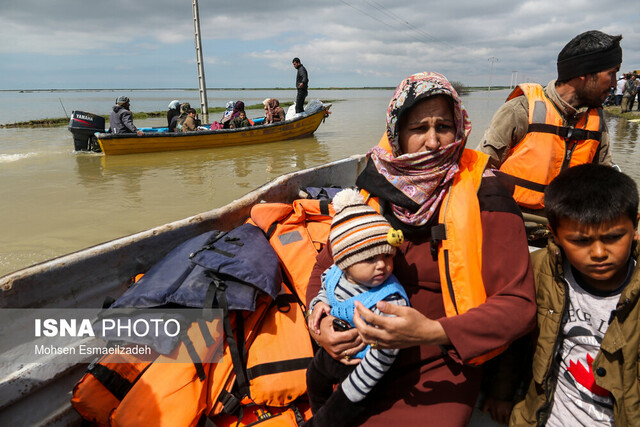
left=488, top=57, right=498, bottom=92
left=192, top=0, right=208, bottom=124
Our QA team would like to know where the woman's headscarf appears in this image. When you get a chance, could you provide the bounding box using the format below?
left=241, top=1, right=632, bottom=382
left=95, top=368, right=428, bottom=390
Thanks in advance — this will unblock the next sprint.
left=368, top=72, right=472, bottom=227
left=231, top=101, right=245, bottom=120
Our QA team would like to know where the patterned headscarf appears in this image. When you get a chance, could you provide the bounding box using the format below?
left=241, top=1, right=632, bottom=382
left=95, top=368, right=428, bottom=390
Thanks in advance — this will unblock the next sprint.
left=368, top=72, right=472, bottom=227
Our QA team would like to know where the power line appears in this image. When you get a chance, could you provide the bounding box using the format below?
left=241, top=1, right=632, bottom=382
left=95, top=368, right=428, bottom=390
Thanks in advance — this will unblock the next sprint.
left=339, top=0, right=456, bottom=50
left=363, top=0, right=457, bottom=50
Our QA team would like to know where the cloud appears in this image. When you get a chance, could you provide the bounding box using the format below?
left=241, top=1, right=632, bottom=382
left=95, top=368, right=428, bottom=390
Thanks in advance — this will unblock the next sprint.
left=1, top=0, right=638, bottom=89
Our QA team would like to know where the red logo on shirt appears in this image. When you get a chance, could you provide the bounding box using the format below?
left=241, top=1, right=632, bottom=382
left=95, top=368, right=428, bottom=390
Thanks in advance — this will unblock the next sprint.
left=566, top=354, right=610, bottom=397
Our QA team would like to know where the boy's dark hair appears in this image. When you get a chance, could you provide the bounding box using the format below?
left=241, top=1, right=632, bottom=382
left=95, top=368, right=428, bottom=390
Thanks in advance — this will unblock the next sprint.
left=187, top=108, right=196, bottom=114
left=545, top=164, right=639, bottom=232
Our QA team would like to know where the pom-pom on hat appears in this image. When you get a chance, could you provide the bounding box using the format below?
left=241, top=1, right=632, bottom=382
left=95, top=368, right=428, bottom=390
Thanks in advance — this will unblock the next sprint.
left=330, top=188, right=397, bottom=271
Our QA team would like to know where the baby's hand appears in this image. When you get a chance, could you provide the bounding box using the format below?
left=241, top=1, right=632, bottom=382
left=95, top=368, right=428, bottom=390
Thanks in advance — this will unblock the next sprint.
left=308, top=302, right=331, bottom=334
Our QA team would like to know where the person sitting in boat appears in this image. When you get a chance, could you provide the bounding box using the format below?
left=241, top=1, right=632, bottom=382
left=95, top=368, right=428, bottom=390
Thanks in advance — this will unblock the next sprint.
left=264, top=98, right=285, bottom=124
left=306, top=188, right=409, bottom=427
left=170, top=102, right=190, bottom=132
left=222, top=101, right=245, bottom=129
left=109, top=96, right=143, bottom=136
left=305, top=71, right=536, bottom=426
left=167, top=100, right=180, bottom=128
left=476, top=30, right=621, bottom=216
left=230, top=111, right=251, bottom=129
left=179, top=108, right=199, bottom=132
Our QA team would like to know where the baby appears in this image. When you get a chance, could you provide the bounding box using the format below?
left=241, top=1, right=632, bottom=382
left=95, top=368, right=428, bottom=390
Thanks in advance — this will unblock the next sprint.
left=305, top=188, right=408, bottom=427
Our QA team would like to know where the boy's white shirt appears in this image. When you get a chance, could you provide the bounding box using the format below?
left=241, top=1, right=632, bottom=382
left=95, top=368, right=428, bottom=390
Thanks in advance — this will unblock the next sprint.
left=546, top=258, right=635, bottom=426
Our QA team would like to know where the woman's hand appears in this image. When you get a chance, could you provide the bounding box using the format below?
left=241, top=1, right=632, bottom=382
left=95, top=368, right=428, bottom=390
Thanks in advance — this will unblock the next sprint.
left=353, top=301, right=451, bottom=349
left=308, top=312, right=365, bottom=366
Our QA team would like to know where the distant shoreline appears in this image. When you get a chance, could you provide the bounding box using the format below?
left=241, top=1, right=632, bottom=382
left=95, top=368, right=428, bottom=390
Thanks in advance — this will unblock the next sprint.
left=4, top=87, right=397, bottom=93
left=0, top=86, right=510, bottom=93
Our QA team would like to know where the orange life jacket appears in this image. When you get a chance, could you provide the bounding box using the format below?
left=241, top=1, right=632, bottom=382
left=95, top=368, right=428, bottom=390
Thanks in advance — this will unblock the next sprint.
left=207, top=292, right=313, bottom=419
left=207, top=200, right=336, bottom=424
left=498, top=83, right=603, bottom=210
left=72, top=208, right=325, bottom=426
left=71, top=316, right=224, bottom=427
left=362, top=136, right=502, bottom=365
left=249, top=198, right=335, bottom=304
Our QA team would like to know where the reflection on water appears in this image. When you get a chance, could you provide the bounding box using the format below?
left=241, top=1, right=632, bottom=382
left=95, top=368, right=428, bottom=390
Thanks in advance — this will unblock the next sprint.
left=1, top=89, right=640, bottom=277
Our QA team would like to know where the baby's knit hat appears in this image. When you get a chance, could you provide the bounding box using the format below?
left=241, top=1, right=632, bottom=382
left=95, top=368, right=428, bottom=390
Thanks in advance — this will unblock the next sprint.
left=330, top=188, right=399, bottom=271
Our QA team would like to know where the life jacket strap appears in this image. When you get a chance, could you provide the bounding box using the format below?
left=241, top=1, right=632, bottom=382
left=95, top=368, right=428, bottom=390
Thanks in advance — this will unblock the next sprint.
left=527, top=123, right=602, bottom=141
left=246, top=357, right=314, bottom=381
left=430, top=224, right=446, bottom=258
left=218, top=390, right=242, bottom=416
left=493, top=170, right=547, bottom=194
left=87, top=362, right=135, bottom=401
left=178, top=329, right=206, bottom=381
left=207, top=275, right=252, bottom=399
left=197, top=318, right=216, bottom=347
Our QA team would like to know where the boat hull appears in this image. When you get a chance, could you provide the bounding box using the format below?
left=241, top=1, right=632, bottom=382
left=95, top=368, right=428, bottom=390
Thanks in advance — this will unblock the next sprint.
left=0, top=155, right=366, bottom=426
left=97, top=108, right=329, bottom=155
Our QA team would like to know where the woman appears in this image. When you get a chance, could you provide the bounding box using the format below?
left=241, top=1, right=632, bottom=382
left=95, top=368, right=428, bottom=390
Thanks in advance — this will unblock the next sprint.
left=264, top=98, right=285, bottom=124
left=305, top=72, right=536, bottom=426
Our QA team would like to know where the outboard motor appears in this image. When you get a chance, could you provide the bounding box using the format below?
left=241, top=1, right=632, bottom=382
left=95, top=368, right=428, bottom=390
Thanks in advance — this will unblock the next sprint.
left=68, top=111, right=105, bottom=152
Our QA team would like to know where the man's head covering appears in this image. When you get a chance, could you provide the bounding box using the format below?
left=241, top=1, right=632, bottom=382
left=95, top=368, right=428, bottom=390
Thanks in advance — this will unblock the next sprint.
left=116, top=96, right=130, bottom=105
left=168, top=100, right=180, bottom=110
left=329, top=188, right=399, bottom=271
left=557, top=30, right=622, bottom=81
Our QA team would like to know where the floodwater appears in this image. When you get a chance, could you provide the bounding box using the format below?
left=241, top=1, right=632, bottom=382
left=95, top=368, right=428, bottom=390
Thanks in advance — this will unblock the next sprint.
left=1, top=89, right=639, bottom=277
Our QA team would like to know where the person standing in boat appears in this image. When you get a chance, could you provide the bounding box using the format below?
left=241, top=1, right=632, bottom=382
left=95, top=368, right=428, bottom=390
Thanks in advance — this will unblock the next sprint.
left=305, top=71, right=536, bottom=426
left=477, top=30, right=621, bottom=216
left=293, top=57, right=309, bottom=114
left=109, top=96, right=143, bottom=136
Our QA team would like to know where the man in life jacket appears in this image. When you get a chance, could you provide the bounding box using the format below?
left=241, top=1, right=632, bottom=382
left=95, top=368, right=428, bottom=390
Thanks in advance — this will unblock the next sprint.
left=477, top=30, right=622, bottom=215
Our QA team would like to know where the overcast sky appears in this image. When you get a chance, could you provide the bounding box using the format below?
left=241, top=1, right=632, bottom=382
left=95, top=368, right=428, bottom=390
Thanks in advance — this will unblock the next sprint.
left=1, top=0, right=638, bottom=90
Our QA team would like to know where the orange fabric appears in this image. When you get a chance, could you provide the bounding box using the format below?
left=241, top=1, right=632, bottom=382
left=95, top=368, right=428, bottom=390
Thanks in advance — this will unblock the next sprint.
left=211, top=403, right=311, bottom=426
left=71, top=353, right=156, bottom=427
left=500, top=83, right=601, bottom=209
left=246, top=292, right=313, bottom=407
left=207, top=296, right=273, bottom=416
left=437, top=149, right=488, bottom=319
left=109, top=319, right=224, bottom=427
left=71, top=317, right=223, bottom=427
left=249, top=199, right=335, bottom=302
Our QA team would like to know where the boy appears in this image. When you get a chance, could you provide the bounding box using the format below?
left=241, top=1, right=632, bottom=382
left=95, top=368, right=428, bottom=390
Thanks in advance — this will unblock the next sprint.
left=305, top=188, right=408, bottom=427
left=510, top=164, right=640, bottom=425
left=230, top=111, right=251, bottom=129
